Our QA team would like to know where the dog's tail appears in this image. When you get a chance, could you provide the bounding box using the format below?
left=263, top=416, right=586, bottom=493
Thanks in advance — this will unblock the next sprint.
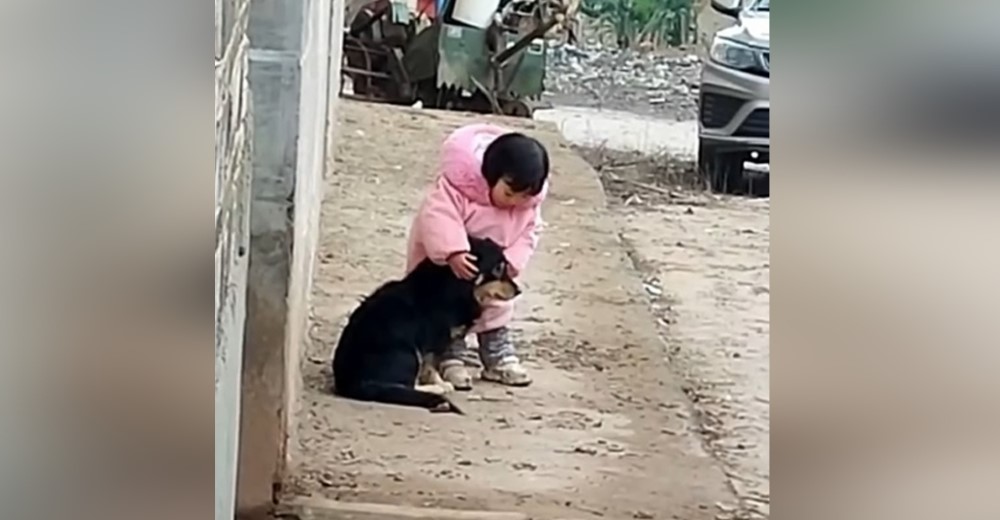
left=338, top=381, right=463, bottom=414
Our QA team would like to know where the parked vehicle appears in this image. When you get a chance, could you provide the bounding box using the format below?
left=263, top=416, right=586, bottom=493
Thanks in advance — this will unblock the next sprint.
left=698, top=0, right=769, bottom=195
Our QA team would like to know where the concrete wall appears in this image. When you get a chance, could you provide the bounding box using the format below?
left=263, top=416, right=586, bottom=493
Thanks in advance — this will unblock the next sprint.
left=215, top=0, right=254, bottom=519
left=236, top=0, right=343, bottom=517
left=285, top=0, right=345, bottom=476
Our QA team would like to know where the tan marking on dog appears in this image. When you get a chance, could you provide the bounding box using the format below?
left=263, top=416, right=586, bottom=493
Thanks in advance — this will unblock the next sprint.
left=474, top=279, right=519, bottom=304
left=415, top=350, right=424, bottom=386
left=415, top=383, right=454, bottom=395
left=417, top=352, right=452, bottom=393
left=417, top=351, right=434, bottom=385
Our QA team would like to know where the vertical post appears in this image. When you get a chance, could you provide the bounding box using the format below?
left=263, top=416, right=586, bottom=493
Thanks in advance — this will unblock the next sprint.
left=237, top=0, right=343, bottom=517
left=283, top=0, right=340, bottom=478
left=238, top=0, right=304, bottom=516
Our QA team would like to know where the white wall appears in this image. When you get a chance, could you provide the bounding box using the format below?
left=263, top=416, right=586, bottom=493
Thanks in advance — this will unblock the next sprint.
left=214, top=0, right=253, bottom=519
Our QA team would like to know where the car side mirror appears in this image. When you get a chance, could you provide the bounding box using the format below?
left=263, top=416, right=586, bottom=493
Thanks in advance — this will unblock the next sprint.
left=711, top=0, right=742, bottom=18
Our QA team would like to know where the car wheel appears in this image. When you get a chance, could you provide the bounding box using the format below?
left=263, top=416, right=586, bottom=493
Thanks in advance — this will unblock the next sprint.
left=698, top=140, right=748, bottom=195
left=745, top=166, right=770, bottom=197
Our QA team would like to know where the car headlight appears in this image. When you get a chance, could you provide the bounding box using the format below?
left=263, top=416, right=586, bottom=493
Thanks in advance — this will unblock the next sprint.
left=709, top=37, right=758, bottom=70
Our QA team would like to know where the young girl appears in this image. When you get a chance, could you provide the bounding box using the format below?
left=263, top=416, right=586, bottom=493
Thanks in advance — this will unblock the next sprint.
left=406, top=124, right=549, bottom=389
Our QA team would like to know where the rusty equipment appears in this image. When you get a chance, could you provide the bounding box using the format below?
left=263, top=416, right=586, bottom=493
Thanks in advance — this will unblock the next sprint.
left=341, top=0, right=578, bottom=117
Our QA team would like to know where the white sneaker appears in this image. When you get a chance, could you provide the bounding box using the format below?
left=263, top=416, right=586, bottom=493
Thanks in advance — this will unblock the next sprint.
left=439, top=359, right=473, bottom=391
left=481, top=356, right=532, bottom=387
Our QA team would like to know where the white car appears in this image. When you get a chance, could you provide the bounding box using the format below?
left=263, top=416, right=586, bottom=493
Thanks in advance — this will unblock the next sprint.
left=698, top=0, right=770, bottom=195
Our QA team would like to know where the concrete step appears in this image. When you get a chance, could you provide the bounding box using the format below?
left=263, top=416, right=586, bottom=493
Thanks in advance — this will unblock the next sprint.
left=277, top=496, right=529, bottom=520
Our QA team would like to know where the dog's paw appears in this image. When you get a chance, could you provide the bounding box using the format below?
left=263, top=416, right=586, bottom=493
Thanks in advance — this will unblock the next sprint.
left=429, top=397, right=465, bottom=415
left=415, top=384, right=443, bottom=395
left=430, top=401, right=454, bottom=413
left=440, top=381, right=455, bottom=394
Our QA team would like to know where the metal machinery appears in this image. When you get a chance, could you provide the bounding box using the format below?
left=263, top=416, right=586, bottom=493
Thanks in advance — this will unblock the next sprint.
left=342, top=0, right=578, bottom=117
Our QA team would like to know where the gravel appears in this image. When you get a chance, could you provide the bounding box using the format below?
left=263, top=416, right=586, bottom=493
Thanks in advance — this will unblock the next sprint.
left=543, top=41, right=703, bottom=120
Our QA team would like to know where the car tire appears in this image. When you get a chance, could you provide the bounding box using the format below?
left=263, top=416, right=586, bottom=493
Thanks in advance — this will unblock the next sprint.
left=745, top=166, right=770, bottom=197
left=698, top=140, right=748, bottom=195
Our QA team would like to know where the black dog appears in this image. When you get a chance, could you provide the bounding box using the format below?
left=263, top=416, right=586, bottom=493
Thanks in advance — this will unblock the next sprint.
left=332, top=237, right=520, bottom=413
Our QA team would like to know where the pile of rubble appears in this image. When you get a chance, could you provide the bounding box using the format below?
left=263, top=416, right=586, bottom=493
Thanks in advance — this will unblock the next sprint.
left=543, top=41, right=703, bottom=120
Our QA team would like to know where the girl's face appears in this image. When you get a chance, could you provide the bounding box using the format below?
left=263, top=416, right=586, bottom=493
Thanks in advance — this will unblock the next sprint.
left=490, top=177, right=533, bottom=208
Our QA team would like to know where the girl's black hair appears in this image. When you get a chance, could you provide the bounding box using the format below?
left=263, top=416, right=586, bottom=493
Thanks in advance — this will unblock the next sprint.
left=481, top=132, right=549, bottom=195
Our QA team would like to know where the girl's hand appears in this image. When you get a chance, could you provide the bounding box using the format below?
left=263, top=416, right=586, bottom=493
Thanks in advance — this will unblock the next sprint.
left=506, top=264, right=520, bottom=278
left=447, top=252, right=479, bottom=280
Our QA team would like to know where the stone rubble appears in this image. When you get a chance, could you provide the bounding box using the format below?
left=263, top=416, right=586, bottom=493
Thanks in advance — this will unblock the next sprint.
left=543, top=40, right=703, bottom=120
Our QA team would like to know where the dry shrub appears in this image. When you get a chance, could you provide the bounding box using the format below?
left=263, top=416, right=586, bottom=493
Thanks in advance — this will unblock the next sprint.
left=573, top=144, right=705, bottom=206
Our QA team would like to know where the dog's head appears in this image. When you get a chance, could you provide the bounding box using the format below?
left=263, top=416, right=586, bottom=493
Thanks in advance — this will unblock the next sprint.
left=468, top=236, right=521, bottom=304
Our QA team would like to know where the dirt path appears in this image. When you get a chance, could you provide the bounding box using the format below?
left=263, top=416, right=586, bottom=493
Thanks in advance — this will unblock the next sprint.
left=290, top=100, right=735, bottom=519
left=595, top=164, right=770, bottom=519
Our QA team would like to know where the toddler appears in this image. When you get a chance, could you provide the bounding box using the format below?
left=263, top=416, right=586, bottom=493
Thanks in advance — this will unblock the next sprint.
left=406, top=124, right=549, bottom=388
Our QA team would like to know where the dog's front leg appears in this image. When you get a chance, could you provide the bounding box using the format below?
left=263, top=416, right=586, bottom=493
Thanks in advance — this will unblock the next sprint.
left=417, top=353, right=454, bottom=394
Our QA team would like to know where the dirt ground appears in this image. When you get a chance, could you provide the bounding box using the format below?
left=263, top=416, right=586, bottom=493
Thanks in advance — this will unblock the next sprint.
left=290, top=100, right=742, bottom=519
left=590, top=153, right=770, bottom=518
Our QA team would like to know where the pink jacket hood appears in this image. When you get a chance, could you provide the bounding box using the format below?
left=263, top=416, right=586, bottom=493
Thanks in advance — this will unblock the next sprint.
left=439, top=123, right=548, bottom=207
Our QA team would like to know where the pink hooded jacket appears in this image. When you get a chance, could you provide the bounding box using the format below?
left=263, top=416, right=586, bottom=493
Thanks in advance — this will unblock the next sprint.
left=406, top=123, right=548, bottom=332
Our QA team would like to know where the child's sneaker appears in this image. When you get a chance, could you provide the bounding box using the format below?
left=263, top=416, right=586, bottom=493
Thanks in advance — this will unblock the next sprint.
left=481, top=356, right=532, bottom=387
left=439, top=359, right=473, bottom=391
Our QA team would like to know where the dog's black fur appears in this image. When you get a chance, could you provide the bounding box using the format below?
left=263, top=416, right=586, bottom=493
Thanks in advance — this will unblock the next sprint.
left=332, top=236, right=519, bottom=413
